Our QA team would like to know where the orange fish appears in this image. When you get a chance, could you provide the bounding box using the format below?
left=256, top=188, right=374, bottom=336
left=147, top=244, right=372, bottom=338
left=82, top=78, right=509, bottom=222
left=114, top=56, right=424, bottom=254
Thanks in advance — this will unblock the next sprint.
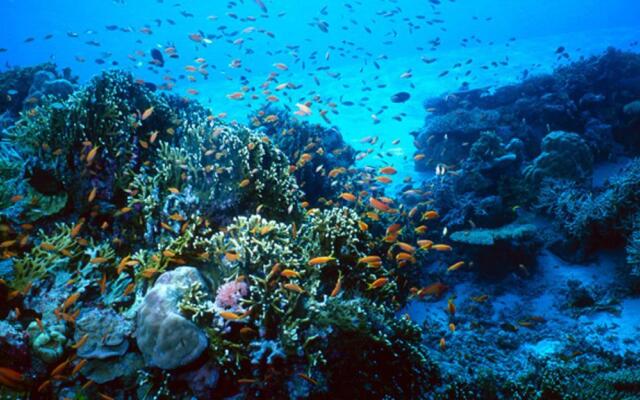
left=396, top=242, right=416, bottom=253
left=280, top=269, right=300, bottom=278
left=72, top=334, right=89, bottom=349
left=88, top=187, right=97, bottom=203
left=439, top=337, right=446, bottom=350
left=308, top=256, right=335, bottom=266
left=283, top=283, right=305, bottom=294
left=421, top=210, right=439, bottom=220
left=330, top=271, right=342, bottom=297
left=141, top=106, right=154, bottom=120
left=367, top=277, right=388, bottom=290
left=51, top=359, right=70, bottom=377
left=379, top=166, right=397, bottom=175
left=62, top=292, right=81, bottom=311
left=358, top=255, right=382, bottom=264
left=86, top=146, right=99, bottom=164
left=123, top=282, right=136, bottom=297
left=72, top=359, right=88, bottom=375
left=447, top=261, right=465, bottom=273
left=219, top=311, right=243, bottom=321
left=417, top=282, right=448, bottom=298
left=339, top=192, right=356, bottom=202
left=0, top=366, right=26, bottom=390
left=447, top=299, right=456, bottom=315
left=369, top=197, right=390, bottom=212
left=99, top=272, right=107, bottom=295
left=238, top=179, right=251, bottom=188
left=227, top=92, right=245, bottom=100
left=432, top=244, right=452, bottom=252
left=140, top=268, right=159, bottom=279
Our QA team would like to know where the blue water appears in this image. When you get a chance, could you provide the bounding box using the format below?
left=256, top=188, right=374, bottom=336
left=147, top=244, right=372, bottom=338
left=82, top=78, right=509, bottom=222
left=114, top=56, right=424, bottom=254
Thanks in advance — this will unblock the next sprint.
left=2, top=0, right=640, bottom=398
left=4, top=0, right=638, bottom=191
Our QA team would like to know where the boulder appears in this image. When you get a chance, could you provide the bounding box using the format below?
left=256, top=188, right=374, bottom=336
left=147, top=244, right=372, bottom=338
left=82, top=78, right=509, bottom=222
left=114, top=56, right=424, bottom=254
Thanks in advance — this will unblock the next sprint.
left=136, top=266, right=208, bottom=369
left=525, top=131, right=593, bottom=183
left=450, top=223, right=542, bottom=277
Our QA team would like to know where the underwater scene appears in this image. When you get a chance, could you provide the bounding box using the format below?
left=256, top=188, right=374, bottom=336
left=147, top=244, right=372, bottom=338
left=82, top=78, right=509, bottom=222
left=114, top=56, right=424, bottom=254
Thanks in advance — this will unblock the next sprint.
left=1, top=0, right=640, bottom=398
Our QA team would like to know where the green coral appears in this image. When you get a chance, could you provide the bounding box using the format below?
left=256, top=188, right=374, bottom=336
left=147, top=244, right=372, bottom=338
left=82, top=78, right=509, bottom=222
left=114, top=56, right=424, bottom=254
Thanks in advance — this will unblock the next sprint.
left=9, top=223, right=80, bottom=292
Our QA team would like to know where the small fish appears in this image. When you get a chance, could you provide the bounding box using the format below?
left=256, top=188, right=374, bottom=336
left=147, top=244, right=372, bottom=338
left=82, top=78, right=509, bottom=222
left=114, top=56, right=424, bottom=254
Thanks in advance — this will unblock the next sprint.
left=123, top=282, right=135, bottom=296
left=0, top=366, right=26, bottom=390
left=431, top=244, right=452, bottom=252
left=439, top=337, right=446, bottom=350
left=308, top=256, right=335, bottom=266
left=62, top=292, right=81, bottom=310
left=239, top=179, right=251, bottom=188
left=219, top=311, right=243, bottom=320
left=358, top=255, right=382, bottom=264
left=72, top=359, right=88, bottom=375
left=449, top=323, right=456, bottom=332
left=330, top=271, right=343, bottom=297
left=141, top=107, right=154, bottom=120
left=88, top=187, right=97, bottom=203
left=86, top=146, right=99, bottom=164
left=369, top=197, right=390, bottom=212
left=280, top=269, right=300, bottom=278
left=447, top=299, right=456, bottom=315
left=283, top=283, right=305, bottom=293
left=168, top=187, right=180, bottom=194
left=447, top=261, right=465, bottom=273
left=471, top=294, right=490, bottom=303
left=225, top=252, right=240, bottom=262
left=379, top=166, right=397, bottom=175
left=51, top=359, right=70, bottom=377
left=367, top=277, right=388, bottom=290
left=358, top=221, right=368, bottom=231
left=297, top=373, right=318, bottom=385
left=421, top=210, right=439, bottom=220
left=339, top=192, right=356, bottom=202
left=140, top=268, right=159, bottom=279
left=72, top=334, right=89, bottom=349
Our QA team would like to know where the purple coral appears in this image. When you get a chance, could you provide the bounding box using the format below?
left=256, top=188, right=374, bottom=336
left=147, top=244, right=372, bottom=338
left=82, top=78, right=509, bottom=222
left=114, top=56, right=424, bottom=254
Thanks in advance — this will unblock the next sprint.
left=215, top=280, right=248, bottom=310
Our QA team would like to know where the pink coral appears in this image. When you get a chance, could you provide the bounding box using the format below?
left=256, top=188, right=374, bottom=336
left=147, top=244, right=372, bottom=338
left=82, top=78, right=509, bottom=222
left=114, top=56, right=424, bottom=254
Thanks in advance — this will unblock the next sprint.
left=215, top=281, right=248, bottom=310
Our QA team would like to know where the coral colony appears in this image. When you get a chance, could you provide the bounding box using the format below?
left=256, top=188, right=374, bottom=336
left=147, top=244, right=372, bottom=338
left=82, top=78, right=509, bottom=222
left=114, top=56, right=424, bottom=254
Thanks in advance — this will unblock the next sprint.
left=1, top=47, right=640, bottom=399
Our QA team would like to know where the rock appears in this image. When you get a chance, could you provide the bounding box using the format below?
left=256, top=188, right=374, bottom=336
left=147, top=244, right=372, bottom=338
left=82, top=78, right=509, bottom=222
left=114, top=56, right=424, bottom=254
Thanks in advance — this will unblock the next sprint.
left=0, top=320, right=29, bottom=367
left=525, top=131, right=593, bottom=183
left=136, top=266, right=209, bottom=369
left=623, top=100, right=640, bottom=116
left=42, top=79, right=74, bottom=98
left=81, top=353, right=143, bottom=384
left=450, top=223, right=542, bottom=277
left=180, top=361, right=220, bottom=398
left=29, top=70, right=55, bottom=93
left=74, top=308, right=132, bottom=359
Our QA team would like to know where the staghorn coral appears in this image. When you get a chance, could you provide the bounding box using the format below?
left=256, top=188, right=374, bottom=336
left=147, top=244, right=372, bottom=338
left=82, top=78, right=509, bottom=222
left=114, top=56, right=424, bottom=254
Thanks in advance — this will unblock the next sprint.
left=538, top=158, right=640, bottom=265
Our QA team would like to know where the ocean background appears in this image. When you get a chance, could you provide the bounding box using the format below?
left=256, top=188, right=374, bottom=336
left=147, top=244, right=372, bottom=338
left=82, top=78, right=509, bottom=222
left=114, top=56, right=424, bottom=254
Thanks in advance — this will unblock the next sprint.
left=3, top=0, right=639, bottom=187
